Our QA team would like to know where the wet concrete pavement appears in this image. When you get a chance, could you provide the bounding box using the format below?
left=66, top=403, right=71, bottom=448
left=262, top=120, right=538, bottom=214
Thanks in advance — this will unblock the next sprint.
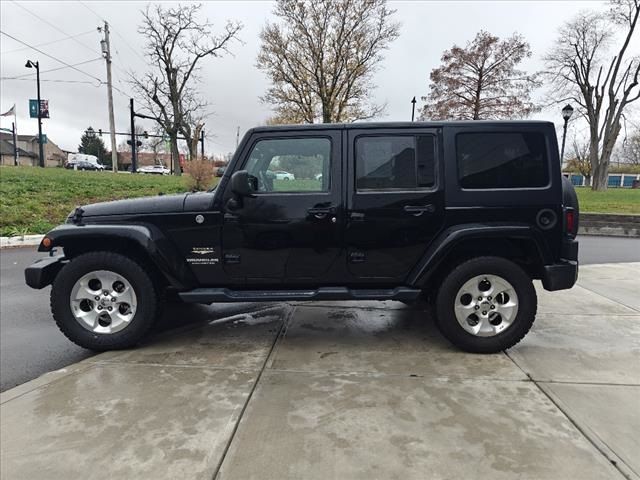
left=1, top=263, right=639, bottom=479
left=3, top=235, right=638, bottom=392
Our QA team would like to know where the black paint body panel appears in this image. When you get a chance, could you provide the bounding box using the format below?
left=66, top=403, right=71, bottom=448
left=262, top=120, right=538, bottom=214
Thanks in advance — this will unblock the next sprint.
left=28, top=121, right=578, bottom=295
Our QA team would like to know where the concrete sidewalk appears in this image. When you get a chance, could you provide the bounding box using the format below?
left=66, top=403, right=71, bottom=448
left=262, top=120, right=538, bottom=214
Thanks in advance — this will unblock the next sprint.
left=1, top=263, right=638, bottom=479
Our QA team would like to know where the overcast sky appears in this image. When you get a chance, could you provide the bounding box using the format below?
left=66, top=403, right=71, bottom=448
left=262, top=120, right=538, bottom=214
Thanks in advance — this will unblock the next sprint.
left=0, top=0, right=626, bottom=156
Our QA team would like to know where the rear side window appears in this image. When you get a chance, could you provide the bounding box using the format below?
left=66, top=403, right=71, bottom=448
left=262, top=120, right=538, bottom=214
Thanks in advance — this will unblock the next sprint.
left=456, top=132, right=548, bottom=189
left=355, top=135, right=436, bottom=190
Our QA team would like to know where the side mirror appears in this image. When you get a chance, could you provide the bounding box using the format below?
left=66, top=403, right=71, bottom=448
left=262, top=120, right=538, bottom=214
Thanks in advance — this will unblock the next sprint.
left=230, top=170, right=255, bottom=197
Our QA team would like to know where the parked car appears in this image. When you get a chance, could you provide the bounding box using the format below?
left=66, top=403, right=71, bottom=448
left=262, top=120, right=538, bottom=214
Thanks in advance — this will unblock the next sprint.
left=64, top=160, right=104, bottom=171
left=274, top=170, right=295, bottom=180
left=26, top=121, right=579, bottom=353
left=137, top=164, right=170, bottom=175
left=215, top=166, right=226, bottom=177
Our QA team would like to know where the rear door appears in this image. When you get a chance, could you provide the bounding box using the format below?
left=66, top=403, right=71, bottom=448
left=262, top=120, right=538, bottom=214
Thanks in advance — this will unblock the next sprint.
left=345, top=128, right=445, bottom=282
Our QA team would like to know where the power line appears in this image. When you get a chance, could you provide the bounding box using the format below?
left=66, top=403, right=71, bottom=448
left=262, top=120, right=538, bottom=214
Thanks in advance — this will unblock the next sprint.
left=0, top=78, right=100, bottom=85
left=0, top=30, right=104, bottom=84
left=77, top=0, right=104, bottom=21
left=11, top=0, right=100, bottom=57
left=1, top=58, right=103, bottom=80
left=74, top=0, right=139, bottom=100
left=1, top=30, right=95, bottom=54
left=77, top=0, right=146, bottom=63
left=111, top=28, right=146, bottom=63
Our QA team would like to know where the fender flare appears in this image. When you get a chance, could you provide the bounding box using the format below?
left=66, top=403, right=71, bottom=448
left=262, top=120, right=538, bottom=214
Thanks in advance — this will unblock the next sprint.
left=38, top=223, right=196, bottom=289
left=406, top=224, right=552, bottom=287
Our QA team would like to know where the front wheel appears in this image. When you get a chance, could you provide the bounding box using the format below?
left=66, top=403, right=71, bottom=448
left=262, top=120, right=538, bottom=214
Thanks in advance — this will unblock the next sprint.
left=435, top=256, right=537, bottom=353
left=51, top=252, right=159, bottom=351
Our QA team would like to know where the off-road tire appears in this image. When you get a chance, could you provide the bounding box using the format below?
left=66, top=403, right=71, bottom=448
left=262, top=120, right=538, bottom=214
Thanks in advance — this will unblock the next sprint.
left=51, top=251, right=159, bottom=351
left=435, top=256, right=537, bottom=353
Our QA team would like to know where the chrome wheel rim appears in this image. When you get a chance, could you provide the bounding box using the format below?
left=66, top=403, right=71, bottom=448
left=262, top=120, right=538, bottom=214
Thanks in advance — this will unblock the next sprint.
left=454, top=274, right=518, bottom=337
left=69, top=270, right=137, bottom=334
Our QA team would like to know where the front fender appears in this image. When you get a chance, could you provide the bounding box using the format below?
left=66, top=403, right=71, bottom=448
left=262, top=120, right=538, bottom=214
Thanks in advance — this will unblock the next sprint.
left=38, top=224, right=196, bottom=289
left=406, top=223, right=552, bottom=287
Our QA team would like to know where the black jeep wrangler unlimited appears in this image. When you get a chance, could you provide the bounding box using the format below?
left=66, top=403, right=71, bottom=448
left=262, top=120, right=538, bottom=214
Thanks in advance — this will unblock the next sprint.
left=26, top=121, right=579, bottom=353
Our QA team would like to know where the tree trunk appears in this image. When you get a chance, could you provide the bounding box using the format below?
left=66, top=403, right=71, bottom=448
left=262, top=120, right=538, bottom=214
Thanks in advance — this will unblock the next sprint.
left=584, top=175, right=591, bottom=187
left=187, top=141, right=197, bottom=161
left=170, top=134, right=181, bottom=176
left=588, top=135, right=604, bottom=191
left=322, top=106, right=332, bottom=123
left=188, top=124, right=204, bottom=160
left=591, top=162, right=608, bottom=191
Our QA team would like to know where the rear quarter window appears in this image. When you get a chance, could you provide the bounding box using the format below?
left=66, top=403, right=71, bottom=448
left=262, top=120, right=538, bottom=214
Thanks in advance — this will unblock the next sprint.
left=456, top=132, right=549, bottom=189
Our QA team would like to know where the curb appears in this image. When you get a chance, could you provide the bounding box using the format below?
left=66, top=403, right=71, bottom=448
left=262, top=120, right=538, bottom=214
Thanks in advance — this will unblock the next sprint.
left=0, top=234, right=44, bottom=249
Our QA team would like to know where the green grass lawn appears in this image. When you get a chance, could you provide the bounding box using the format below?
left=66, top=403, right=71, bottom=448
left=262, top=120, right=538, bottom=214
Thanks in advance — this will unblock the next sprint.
left=0, top=166, right=218, bottom=236
left=575, top=187, right=640, bottom=215
left=1, top=166, right=638, bottom=236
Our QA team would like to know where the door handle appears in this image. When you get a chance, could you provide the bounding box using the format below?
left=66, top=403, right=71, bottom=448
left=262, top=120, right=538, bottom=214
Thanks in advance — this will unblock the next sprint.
left=349, top=212, right=365, bottom=222
left=403, top=204, right=435, bottom=216
left=307, top=206, right=336, bottom=219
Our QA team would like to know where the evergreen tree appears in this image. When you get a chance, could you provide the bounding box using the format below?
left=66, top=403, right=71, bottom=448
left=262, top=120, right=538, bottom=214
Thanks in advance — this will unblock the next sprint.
left=78, top=127, right=107, bottom=163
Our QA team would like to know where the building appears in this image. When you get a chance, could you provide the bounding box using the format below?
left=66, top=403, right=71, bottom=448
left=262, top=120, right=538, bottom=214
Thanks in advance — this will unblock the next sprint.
left=0, top=132, right=66, bottom=167
left=0, top=139, right=38, bottom=166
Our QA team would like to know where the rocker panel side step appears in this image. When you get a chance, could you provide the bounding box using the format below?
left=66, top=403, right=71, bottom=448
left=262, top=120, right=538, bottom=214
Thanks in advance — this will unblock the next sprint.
left=178, top=286, right=422, bottom=303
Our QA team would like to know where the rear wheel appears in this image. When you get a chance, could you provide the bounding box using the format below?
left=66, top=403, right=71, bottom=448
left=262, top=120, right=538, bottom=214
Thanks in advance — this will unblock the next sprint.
left=51, top=252, right=159, bottom=351
left=435, top=256, right=537, bottom=353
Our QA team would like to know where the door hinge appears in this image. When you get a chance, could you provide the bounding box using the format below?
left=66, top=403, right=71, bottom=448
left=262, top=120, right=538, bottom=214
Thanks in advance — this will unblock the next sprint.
left=223, top=253, right=241, bottom=264
left=349, top=251, right=366, bottom=263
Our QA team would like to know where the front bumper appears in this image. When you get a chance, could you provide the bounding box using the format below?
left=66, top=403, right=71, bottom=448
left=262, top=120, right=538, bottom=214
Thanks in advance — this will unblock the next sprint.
left=541, top=238, right=579, bottom=291
left=25, top=255, right=67, bottom=289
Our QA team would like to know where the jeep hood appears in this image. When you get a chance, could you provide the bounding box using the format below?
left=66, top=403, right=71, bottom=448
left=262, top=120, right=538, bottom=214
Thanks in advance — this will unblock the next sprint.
left=78, top=193, right=189, bottom=217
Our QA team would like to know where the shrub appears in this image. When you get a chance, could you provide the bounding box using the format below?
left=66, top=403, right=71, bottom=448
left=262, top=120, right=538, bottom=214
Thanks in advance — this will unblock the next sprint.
left=183, top=159, right=215, bottom=191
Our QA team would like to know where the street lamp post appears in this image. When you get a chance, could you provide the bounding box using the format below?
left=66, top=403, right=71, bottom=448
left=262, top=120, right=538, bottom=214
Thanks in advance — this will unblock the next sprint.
left=25, top=60, right=44, bottom=168
left=411, top=97, right=417, bottom=122
left=560, top=103, right=574, bottom=163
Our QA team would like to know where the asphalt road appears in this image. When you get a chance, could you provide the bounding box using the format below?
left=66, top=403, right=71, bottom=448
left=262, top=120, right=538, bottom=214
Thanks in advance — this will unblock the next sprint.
left=2, top=235, right=639, bottom=392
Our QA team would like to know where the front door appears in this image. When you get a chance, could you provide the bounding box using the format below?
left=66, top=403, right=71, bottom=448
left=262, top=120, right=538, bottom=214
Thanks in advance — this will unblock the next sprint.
left=345, top=128, right=445, bottom=282
left=221, top=131, right=343, bottom=285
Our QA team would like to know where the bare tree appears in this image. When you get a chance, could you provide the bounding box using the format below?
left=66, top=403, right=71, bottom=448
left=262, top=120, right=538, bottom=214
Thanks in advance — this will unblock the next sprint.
left=117, top=124, right=147, bottom=153
left=544, top=0, right=639, bottom=190
left=420, top=30, right=540, bottom=121
left=619, top=128, right=640, bottom=164
left=264, top=112, right=307, bottom=125
left=257, top=0, right=400, bottom=123
left=132, top=4, right=241, bottom=174
left=565, top=138, right=592, bottom=186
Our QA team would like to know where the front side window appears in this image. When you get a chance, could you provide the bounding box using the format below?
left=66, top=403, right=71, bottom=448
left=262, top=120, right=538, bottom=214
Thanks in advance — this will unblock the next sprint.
left=456, top=132, right=549, bottom=189
left=355, top=135, right=436, bottom=190
left=244, top=137, right=331, bottom=193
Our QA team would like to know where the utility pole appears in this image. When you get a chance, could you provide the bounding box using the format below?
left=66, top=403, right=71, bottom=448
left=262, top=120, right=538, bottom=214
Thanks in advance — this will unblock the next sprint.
left=25, top=60, right=44, bottom=167
left=200, top=129, right=205, bottom=160
left=129, top=98, right=137, bottom=173
left=411, top=97, right=416, bottom=122
left=12, top=122, right=18, bottom=166
left=99, top=22, right=118, bottom=172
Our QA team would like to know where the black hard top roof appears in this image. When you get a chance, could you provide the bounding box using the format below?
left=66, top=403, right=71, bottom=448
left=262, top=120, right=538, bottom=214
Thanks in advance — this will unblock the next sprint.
left=249, top=120, right=555, bottom=134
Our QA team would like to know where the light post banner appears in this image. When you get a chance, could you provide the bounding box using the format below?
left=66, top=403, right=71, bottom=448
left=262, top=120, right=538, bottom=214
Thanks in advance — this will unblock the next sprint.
left=29, top=99, right=49, bottom=119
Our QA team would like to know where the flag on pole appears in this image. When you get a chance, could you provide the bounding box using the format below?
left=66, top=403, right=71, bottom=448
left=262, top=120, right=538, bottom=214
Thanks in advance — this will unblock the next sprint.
left=1, top=104, right=16, bottom=117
